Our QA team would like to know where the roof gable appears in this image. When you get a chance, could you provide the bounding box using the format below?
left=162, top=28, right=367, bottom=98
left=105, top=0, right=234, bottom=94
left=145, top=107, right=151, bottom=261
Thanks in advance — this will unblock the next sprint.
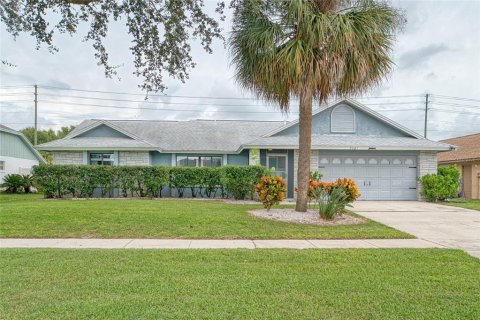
left=0, top=125, right=46, bottom=163
left=265, top=99, right=423, bottom=139
left=75, top=124, right=133, bottom=139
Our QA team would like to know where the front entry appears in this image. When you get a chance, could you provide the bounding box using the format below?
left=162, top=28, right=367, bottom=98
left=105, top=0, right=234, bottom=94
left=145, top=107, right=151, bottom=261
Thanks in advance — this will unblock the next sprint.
left=267, top=154, right=288, bottom=181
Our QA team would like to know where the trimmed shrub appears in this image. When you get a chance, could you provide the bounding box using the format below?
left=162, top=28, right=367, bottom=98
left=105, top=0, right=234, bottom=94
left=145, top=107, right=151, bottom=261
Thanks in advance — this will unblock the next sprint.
left=31, top=164, right=266, bottom=199
left=255, top=176, right=287, bottom=210
left=221, top=165, right=269, bottom=200
left=420, top=165, right=460, bottom=202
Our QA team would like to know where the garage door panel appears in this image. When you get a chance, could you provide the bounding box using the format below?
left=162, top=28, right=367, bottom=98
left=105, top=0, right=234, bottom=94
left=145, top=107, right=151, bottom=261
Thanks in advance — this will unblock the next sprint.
left=404, top=168, right=417, bottom=178
left=379, top=167, right=390, bottom=176
left=390, top=168, right=403, bottom=178
left=365, top=167, right=379, bottom=178
left=317, top=153, right=418, bottom=201
left=378, top=190, right=391, bottom=200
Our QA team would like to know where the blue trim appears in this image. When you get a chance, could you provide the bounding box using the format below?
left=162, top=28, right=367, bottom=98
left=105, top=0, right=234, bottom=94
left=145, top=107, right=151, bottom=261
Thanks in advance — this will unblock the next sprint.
left=287, top=150, right=294, bottom=198
left=260, top=149, right=267, bottom=166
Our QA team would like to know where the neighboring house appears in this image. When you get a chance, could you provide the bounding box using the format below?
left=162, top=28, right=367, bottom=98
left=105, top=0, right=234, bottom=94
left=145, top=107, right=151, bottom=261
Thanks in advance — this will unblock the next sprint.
left=36, top=99, right=453, bottom=200
left=0, top=124, right=46, bottom=182
left=438, top=133, right=480, bottom=199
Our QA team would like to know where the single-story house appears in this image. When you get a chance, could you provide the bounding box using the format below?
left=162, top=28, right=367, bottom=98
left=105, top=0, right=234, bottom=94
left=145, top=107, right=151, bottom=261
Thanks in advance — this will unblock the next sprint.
left=36, top=99, right=453, bottom=200
left=438, top=133, right=480, bottom=199
left=0, top=124, right=46, bottom=182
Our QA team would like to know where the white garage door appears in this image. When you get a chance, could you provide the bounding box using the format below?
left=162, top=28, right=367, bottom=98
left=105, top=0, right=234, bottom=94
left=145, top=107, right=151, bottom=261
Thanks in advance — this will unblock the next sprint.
left=317, top=155, right=418, bottom=200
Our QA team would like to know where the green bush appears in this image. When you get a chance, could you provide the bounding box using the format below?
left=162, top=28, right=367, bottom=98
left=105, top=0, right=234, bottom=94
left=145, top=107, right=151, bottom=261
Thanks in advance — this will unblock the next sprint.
left=420, top=165, right=460, bottom=202
left=32, top=165, right=266, bottom=199
left=221, top=166, right=268, bottom=200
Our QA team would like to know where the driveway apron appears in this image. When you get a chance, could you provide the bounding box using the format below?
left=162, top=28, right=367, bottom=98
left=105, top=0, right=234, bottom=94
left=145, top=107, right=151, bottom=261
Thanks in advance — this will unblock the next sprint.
left=351, top=201, right=480, bottom=258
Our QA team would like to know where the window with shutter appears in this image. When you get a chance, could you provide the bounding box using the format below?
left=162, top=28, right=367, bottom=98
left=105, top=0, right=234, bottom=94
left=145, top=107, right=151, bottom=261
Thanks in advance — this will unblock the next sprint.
left=331, top=105, right=355, bottom=133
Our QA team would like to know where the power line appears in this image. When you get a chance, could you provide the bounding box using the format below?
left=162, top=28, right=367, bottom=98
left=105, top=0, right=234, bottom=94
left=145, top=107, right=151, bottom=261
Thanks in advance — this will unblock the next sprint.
left=38, top=100, right=297, bottom=114
left=429, top=101, right=480, bottom=110
left=428, top=108, right=480, bottom=116
left=38, top=85, right=425, bottom=102
left=431, top=94, right=480, bottom=103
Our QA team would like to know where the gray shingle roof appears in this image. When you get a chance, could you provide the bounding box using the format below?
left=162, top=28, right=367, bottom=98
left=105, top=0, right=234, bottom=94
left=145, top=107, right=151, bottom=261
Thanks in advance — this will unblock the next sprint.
left=38, top=119, right=285, bottom=152
left=35, top=97, right=454, bottom=153
left=244, top=135, right=452, bottom=151
left=37, top=137, right=155, bottom=150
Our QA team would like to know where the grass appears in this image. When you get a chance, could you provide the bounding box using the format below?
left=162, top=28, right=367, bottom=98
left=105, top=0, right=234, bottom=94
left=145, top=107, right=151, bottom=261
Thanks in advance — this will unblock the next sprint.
left=442, top=199, right=480, bottom=211
left=1, top=249, right=479, bottom=319
left=0, top=193, right=410, bottom=239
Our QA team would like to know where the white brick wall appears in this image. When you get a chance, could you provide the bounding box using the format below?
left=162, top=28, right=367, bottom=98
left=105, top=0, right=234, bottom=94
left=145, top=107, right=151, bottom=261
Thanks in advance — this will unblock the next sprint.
left=118, top=151, right=149, bottom=166
left=293, top=149, right=318, bottom=194
left=52, top=151, right=83, bottom=164
left=417, top=151, right=438, bottom=200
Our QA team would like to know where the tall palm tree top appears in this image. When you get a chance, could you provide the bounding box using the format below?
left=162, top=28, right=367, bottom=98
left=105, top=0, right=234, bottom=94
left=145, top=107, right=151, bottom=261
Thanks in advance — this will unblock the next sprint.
left=229, top=0, right=405, bottom=110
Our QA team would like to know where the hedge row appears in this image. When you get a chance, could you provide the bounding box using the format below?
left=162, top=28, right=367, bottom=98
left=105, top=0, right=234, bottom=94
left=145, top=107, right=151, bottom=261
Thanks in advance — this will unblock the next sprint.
left=32, top=165, right=268, bottom=199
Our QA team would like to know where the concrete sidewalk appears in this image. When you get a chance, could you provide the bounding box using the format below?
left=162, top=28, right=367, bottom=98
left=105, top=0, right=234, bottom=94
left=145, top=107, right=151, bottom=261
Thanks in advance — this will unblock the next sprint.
left=0, top=238, right=444, bottom=249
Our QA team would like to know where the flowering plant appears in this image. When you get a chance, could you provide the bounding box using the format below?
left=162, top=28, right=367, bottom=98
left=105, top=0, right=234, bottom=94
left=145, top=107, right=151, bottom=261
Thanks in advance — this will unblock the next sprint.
left=255, top=176, right=287, bottom=210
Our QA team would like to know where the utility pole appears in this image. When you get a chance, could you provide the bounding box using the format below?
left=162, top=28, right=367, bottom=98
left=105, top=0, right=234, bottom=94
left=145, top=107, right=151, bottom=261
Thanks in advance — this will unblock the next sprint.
left=34, top=84, right=38, bottom=145
left=424, top=93, right=429, bottom=138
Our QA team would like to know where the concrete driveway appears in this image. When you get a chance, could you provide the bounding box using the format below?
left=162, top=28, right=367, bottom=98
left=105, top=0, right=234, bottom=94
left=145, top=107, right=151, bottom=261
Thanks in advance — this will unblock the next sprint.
left=352, top=201, right=480, bottom=258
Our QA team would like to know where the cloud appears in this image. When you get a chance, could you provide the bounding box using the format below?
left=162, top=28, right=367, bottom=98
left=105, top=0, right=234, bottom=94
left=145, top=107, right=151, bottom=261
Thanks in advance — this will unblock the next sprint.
left=399, top=44, right=450, bottom=70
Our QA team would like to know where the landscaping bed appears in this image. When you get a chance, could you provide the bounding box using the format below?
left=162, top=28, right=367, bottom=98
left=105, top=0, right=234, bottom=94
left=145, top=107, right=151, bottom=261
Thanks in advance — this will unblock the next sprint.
left=1, top=249, right=478, bottom=319
left=249, top=208, right=365, bottom=225
left=0, top=194, right=411, bottom=239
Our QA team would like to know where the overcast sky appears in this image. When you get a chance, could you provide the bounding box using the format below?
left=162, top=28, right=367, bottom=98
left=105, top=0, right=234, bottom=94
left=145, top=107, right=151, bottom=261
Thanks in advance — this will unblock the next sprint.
left=1, top=0, right=479, bottom=141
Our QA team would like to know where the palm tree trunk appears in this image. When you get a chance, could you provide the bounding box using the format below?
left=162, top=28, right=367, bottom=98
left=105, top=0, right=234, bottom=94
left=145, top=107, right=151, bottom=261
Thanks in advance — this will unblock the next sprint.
left=295, top=89, right=313, bottom=212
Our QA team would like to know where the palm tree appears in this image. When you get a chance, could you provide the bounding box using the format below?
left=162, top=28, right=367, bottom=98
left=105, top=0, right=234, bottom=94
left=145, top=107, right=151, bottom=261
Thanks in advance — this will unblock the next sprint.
left=229, top=0, right=404, bottom=211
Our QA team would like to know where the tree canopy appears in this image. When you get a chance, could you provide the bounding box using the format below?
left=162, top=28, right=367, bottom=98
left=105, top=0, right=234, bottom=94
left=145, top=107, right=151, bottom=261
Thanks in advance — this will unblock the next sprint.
left=1, top=0, right=225, bottom=92
left=229, top=0, right=404, bottom=211
left=21, top=126, right=75, bottom=145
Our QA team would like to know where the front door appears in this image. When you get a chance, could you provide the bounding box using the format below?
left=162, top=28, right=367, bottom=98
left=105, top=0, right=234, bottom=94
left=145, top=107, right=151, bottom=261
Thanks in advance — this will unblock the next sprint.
left=267, top=155, right=288, bottom=181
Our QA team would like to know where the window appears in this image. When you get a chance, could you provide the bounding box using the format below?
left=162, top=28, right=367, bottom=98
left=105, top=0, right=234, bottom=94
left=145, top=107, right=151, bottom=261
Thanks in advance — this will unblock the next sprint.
left=344, top=158, right=354, bottom=164
left=0, top=160, right=4, bottom=171
left=368, top=158, right=378, bottom=165
left=356, top=158, right=366, bottom=165
left=331, top=105, right=355, bottom=133
left=380, top=158, right=390, bottom=165
left=177, top=156, right=223, bottom=167
left=90, top=153, right=114, bottom=165
left=319, top=158, right=329, bottom=164
left=332, top=158, right=342, bottom=164
left=405, top=158, right=415, bottom=165
left=392, top=158, right=402, bottom=165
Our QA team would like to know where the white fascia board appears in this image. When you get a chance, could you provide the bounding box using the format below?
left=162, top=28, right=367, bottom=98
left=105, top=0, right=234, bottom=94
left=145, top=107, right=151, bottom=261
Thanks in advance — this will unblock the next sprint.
left=35, top=146, right=156, bottom=151
left=241, top=144, right=451, bottom=151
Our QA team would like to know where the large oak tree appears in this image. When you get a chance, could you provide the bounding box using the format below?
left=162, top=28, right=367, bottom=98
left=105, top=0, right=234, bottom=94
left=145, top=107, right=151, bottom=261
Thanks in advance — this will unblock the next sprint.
left=1, top=0, right=225, bottom=92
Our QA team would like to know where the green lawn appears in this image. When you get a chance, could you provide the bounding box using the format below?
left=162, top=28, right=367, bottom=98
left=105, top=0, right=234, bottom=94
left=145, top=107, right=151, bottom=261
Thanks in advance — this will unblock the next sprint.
left=442, top=199, right=480, bottom=211
left=1, top=249, right=479, bottom=319
left=0, top=193, right=410, bottom=239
